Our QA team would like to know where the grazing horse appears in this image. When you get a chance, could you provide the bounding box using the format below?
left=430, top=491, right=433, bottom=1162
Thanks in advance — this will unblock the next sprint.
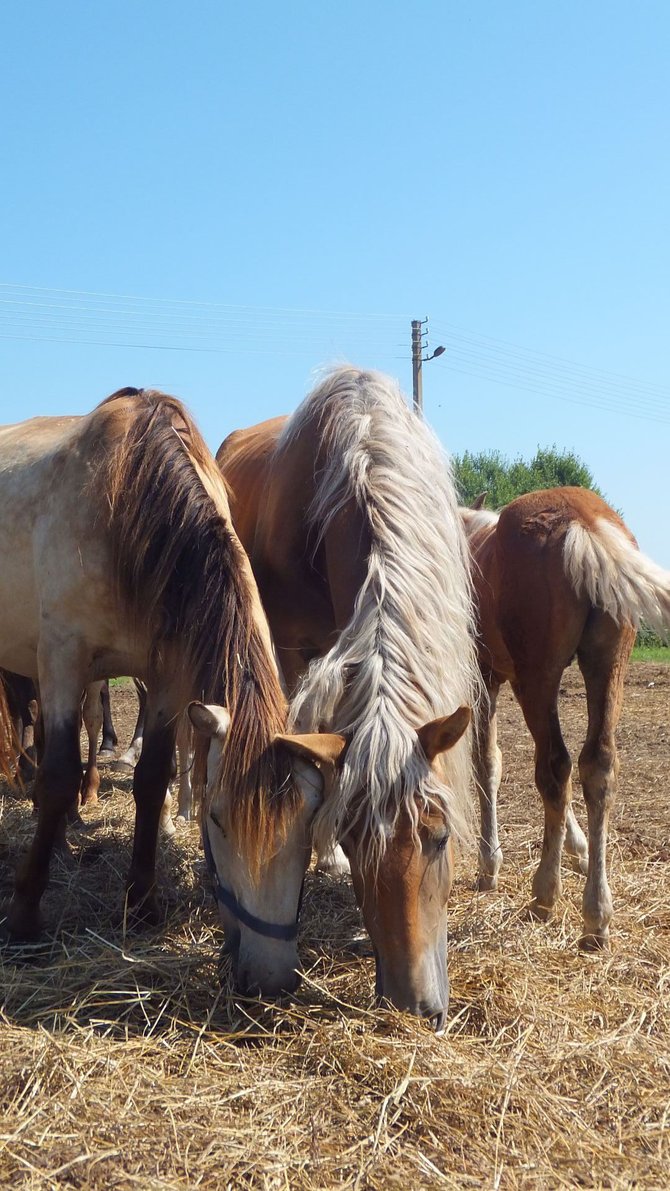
left=217, top=366, right=481, bottom=1028
left=462, top=486, right=670, bottom=948
left=0, top=388, right=344, bottom=997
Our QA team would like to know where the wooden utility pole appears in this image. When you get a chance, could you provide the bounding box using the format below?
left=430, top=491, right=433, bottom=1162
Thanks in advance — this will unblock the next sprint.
left=411, top=319, right=424, bottom=412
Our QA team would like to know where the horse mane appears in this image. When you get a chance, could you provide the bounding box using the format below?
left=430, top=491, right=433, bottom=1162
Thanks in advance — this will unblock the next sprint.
left=282, top=366, right=482, bottom=864
left=91, top=388, right=293, bottom=868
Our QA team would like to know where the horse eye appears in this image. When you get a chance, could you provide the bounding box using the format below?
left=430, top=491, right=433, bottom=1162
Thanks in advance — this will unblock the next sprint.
left=434, top=833, right=450, bottom=854
left=210, top=811, right=226, bottom=839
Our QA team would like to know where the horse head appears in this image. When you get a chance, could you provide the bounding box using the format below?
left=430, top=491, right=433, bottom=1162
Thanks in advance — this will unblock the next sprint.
left=333, top=705, right=471, bottom=1031
left=189, top=702, right=346, bottom=998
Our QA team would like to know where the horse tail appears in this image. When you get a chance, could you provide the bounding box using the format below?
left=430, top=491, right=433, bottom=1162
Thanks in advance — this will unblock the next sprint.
left=0, top=672, right=20, bottom=784
left=563, top=517, right=670, bottom=636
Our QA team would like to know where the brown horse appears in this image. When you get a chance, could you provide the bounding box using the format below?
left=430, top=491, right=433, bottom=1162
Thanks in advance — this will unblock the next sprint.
left=0, top=388, right=344, bottom=996
left=462, top=486, right=670, bottom=948
left=218, top=366, right=481, bottom=1028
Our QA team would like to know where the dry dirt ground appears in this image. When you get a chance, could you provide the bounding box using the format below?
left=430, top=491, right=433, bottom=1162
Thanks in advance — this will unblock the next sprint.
left=0, top=662, right=668, bottom=1190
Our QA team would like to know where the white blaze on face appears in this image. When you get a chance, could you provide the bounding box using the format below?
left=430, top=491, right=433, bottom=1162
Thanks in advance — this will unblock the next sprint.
left=187, top=701, right=333, bottom=997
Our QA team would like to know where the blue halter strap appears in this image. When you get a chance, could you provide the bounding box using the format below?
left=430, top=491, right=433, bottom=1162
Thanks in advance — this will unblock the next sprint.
left=202, top=817, right=303, bottom=943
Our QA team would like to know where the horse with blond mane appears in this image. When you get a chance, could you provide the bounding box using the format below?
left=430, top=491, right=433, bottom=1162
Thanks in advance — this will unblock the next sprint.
left=0, top=387, right=343, bottom=997
left=218, top=366, right=481, bottom=1029
left=462, top=486, right=670, bottom=948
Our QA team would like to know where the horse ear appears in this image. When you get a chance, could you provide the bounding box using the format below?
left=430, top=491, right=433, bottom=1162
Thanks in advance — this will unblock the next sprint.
left=417, top=706, right=471, bottom=762
left=275, top=733, right=347, bottom=809
left=188, top=701, right=231, bottom=741
left=274, top=732, right=347, bottom=770
left=471, top=491, right=488, bottom=510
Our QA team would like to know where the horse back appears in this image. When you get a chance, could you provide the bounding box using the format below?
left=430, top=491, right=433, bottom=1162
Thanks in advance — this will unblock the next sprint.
left=216, top=416, right=288, bottom=557
left=494, top=488, right=620, bottom=673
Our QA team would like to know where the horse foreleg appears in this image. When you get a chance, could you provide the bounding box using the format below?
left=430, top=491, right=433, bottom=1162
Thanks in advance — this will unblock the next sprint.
left=475, top=677, right=503, bottom=891
left=7, top=665, right=84, bottom=939
left=125, top=700, right=177, bottom=925
left=80, top=682, right=103, bottom=806
left=98, top=679, right=118, bottom=761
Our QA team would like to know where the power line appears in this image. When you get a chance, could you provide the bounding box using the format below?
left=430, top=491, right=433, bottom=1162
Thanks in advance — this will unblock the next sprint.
left=1, top=281, right=667, bottom=425
left=432, top=357, right=670, bottom=425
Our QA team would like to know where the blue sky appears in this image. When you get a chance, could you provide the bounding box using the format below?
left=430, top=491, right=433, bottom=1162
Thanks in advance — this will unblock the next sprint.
left=1, top=2, right=668, bottom=563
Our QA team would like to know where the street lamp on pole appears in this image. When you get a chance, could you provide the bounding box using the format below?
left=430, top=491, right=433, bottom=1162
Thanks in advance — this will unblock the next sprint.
left=411, top=320, right=445, bottom=412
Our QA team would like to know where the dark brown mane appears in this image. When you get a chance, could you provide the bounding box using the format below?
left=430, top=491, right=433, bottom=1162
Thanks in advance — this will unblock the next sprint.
left=90, top=388, right=294, bottom=867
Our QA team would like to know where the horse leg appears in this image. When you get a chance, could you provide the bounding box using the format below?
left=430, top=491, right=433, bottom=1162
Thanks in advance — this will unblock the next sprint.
left=114, top=678, right=147, bottom=771
left=7, top=658, right=85, bottom=939
left=515, top=671, right=573, bottom=920
left=80, top=682, right=103, bottom=806
left=316, top=843, right=351, bottom=877
left=564, top=804, right=589, bottom=875
left=174, top=711, right=194, bottom=823
left=18, top=689, right=38, bottom=784
left=475, top=676, right=503, bottom=891
left=577, top=616, right=635, bottom=950
left=98, top=679, right=118, bottom=761
left=125, top=694, right=177, bottom=924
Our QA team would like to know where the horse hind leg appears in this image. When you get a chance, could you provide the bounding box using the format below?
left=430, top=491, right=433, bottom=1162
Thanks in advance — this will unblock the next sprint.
left=577, top=615, right=635, bottom=950
left=475, top=677, right=504, bottom=891
left=171, top=711, right=195, bottom=825
left=316, top=843, right=351, bottom=877
left=125, top=689, right=179, bottom=924
left=97, top=679, right=118, bottom=761
left=80, top=682, right=104, bottom=807
left=564, top=804, right=589, bottom=875
left=113, top=679, right=147, bottom=772
left=514, top=673, right=574, bottom=921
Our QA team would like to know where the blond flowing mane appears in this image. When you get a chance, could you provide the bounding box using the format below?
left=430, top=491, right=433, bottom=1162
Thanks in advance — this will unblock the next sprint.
left=284, top=366, right=481, bottom=862
left=91, top=388, right=293, bottom=864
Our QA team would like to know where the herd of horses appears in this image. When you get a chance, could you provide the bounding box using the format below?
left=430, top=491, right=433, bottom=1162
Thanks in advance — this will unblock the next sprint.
left=1, top=366, right=669, bottom=1031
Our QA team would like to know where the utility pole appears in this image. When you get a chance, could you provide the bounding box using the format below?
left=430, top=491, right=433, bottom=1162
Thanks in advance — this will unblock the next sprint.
left=411, top=318, right=445, bottom=413
left=411, top=320, right=424, bottom=412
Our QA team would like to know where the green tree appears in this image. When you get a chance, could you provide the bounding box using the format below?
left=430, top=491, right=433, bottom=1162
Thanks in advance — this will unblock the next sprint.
left=453, top=445, right=600, bottom=509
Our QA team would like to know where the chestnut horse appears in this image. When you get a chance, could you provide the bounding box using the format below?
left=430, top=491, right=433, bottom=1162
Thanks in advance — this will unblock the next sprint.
left=0, top=388, right=343, bottom=996
left=217, top=366, right=481, bottom=1028
left=462, top=486, right=670, bottom=948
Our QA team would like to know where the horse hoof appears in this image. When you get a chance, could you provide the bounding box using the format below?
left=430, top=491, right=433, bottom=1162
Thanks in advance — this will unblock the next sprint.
left=97, top=748, right=116, bottom=763
left=111, top=759, right=135, bottom=774
left=160, top=818, right=177, bottom=839
left=568, top=854, right=589, bottom=877
left=579, top=930, right=610, bottom=953
left=477, top=872, right=499, bottom=892
left=525, top=899, right=553, bottom=923
left=5, top=899, right=43, bottom=941
left=123, top=893, right=161, bottom=930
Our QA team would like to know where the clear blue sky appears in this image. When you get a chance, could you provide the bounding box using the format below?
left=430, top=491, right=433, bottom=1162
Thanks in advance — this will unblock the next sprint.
left=1, top=2, right=668, bottom=563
